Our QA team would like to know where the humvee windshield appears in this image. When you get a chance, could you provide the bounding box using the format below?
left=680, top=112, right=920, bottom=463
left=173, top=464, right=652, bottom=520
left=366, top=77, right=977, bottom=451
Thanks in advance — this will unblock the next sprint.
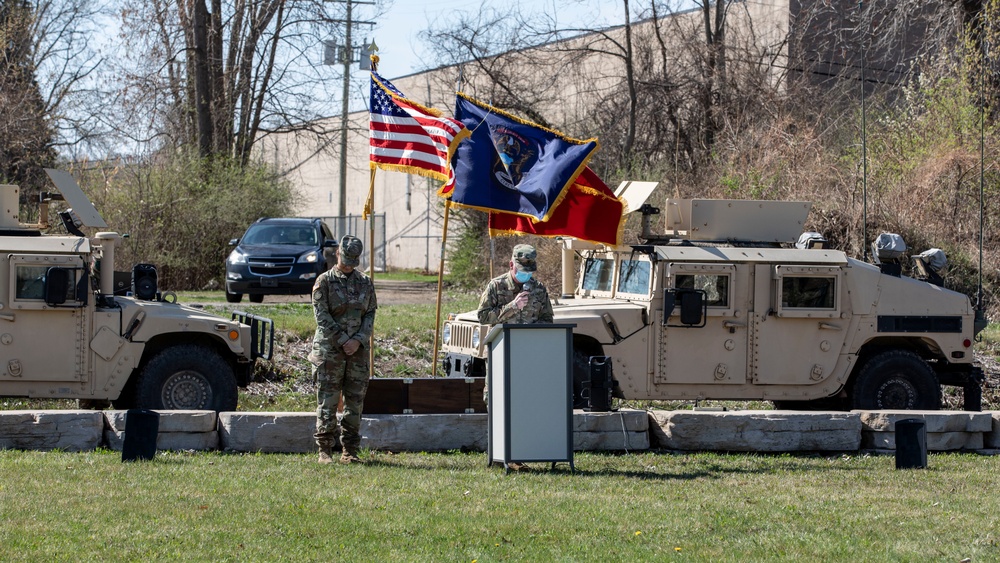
left=582, top=258, right=614, bottom=291
left=618, top=259, right=651, bottom=295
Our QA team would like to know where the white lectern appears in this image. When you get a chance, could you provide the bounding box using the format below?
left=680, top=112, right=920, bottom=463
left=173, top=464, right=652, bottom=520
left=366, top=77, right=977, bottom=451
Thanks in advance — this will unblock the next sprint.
left=485, top=323, right=575, bottom=472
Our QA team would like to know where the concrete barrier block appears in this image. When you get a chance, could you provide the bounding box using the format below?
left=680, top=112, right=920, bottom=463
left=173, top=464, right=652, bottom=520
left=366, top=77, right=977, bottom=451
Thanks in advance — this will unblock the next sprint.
left=857, top=410, right=993, bottom=433
left=574, top=431, right=649, bottom=451
left=862, top=430, right=984, bottom=451
left=649, top=410, right=861, bottom=452
left=0, top=410, right=103, bottom=452
left=363, top=414, right=487, bottom=452
left=572, top=410, right=648, bottom=433
left=986, top=412, right=1000, bottom=449
left=105, top=410, right=217, bottom=433
left=105, top=430, right=220, bottom=451
left=219, top=412, right=318, bottom=453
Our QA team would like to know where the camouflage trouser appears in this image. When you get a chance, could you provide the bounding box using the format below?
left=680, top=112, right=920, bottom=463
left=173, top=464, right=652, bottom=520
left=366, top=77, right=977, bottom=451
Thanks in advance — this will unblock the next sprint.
left=314, top=350, right=370, bottom=454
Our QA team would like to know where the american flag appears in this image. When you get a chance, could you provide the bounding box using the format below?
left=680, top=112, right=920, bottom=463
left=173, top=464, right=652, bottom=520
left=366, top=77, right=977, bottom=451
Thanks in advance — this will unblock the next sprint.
left=369, top=72, right=468, bottom=183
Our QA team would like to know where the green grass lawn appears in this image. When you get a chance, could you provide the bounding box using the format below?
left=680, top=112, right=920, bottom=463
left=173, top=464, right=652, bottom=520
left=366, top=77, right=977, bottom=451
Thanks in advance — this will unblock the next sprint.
left=0, top=449, right=997, bottom=561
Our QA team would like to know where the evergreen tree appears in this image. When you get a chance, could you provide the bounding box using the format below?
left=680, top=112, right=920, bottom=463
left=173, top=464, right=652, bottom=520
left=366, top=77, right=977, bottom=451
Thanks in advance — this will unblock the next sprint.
left=1, top=0, right=56, bottom=195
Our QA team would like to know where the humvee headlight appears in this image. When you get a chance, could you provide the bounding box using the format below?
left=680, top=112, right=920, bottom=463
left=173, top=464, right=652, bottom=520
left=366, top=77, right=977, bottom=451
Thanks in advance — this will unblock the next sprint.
left=472, top=326, right=481, bottom=348
left=443, top=323, right=452, bottom=344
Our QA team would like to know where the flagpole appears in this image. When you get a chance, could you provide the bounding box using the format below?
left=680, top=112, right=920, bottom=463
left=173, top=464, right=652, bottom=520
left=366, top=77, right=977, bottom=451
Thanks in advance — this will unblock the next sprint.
left=365, top=167, right=376, bottom=377
left=431, top=200, right=451, bottom=377
left=367, top=54, right=379, bottom=378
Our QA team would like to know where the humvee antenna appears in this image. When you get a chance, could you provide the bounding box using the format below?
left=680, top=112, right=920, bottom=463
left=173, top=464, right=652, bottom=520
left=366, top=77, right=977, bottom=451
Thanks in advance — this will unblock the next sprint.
left=977, top=21, right=986, bottom=317
left=859, top=0, right=869, bottom=263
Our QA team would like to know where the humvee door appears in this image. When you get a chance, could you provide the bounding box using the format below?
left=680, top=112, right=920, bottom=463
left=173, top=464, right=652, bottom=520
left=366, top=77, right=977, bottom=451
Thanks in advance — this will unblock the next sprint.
left=657, top=263, right=746, bottom=385
left=751, top=265, right=846, bottom=385
left=2, top=254, right=88, bottom=382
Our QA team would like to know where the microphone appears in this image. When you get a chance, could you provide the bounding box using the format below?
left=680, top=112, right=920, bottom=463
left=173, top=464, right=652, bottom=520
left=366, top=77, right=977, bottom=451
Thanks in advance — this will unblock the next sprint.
left=522, top=277, right=536, bottom=293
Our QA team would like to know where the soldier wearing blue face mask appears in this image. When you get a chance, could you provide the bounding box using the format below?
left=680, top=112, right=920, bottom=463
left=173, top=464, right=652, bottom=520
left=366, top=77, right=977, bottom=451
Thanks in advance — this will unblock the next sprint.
left=477, top=244, right=554, bottom=325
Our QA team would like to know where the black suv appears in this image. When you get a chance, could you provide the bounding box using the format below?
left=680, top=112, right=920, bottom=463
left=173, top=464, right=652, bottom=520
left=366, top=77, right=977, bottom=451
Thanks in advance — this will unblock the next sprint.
left=225, top=217, right=337, bottom=303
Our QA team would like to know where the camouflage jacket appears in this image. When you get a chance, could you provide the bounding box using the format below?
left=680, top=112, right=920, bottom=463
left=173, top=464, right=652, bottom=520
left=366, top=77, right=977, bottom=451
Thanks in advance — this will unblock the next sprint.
left=309, top=267, right=377, bottom=363
left=477, top=272, right=553, bottom=325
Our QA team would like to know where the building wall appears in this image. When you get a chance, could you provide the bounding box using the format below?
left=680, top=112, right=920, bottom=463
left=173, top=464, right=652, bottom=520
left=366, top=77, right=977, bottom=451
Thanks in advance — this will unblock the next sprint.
left=263, top=0, right=814, bottom=272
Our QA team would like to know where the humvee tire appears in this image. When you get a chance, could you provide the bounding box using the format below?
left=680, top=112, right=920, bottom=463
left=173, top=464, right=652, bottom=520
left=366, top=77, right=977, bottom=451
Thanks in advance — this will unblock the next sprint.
left=225, top=288, right=243, bottom=303
left=135, top=345, right=239, bottom=411
left=850, top=350, right=941, bottom=410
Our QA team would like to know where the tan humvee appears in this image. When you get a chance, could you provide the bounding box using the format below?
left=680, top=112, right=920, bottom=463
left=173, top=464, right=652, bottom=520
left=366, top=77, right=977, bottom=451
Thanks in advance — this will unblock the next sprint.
left=441, top=189, right=986, bottom=410
left=0, top=170, right=271, bottom=411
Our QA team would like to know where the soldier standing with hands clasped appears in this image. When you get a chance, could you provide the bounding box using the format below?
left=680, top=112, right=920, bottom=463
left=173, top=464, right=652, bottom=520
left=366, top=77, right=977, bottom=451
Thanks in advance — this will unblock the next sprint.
left=310, top=235, right=377, bottom=465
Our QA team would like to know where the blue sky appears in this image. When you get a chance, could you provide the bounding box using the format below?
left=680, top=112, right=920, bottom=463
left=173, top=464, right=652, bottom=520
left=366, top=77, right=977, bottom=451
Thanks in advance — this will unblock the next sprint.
left=367, top=0, right=627, bottom=79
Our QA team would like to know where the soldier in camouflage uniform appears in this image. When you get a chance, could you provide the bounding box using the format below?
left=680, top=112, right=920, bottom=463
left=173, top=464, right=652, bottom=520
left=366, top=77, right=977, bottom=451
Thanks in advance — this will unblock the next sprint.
left=477, top=244, right=554, bottom=325
left=310, top=235, right=377, bottom=465
left=477, top=244, right=553, bottom=457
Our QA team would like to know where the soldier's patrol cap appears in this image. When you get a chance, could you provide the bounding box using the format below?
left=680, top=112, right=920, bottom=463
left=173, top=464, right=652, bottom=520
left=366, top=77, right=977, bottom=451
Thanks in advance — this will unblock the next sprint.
left=511, top=244, right=537, bottom=272
left=340, top=235, right=363, bottom=267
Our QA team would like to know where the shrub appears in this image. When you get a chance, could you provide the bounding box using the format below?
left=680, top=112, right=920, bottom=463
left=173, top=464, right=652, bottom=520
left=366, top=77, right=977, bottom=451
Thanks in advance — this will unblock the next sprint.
left=73, top=151, right=296, bottom=290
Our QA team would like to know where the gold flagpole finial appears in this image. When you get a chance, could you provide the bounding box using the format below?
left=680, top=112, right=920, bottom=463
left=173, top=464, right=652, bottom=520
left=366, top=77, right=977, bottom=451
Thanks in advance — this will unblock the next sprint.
left=367, top=41, right=379, bottom=72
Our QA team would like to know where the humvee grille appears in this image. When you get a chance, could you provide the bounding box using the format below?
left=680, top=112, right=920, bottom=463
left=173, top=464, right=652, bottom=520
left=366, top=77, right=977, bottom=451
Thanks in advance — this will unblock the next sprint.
left=449, top=322, right=481, bottom=352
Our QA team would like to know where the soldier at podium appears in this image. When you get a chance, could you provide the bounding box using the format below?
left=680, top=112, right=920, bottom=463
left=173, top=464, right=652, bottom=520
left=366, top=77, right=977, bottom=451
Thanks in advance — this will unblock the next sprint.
left=477, top=244, right=553, bottom=325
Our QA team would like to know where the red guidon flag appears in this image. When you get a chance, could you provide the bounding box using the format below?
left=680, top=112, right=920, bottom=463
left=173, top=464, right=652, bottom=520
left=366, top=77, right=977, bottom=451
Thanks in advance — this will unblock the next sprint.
left=369, top=71, right=468, bottom=183
left=488, top=167, right=625, bottom=246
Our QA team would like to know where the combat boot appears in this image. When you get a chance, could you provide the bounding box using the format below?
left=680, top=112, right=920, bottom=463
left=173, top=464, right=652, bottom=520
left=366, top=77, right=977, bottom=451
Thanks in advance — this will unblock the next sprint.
left=339, top=448, right=361, bottom=464
left=318, top=446, right=334, bottom=465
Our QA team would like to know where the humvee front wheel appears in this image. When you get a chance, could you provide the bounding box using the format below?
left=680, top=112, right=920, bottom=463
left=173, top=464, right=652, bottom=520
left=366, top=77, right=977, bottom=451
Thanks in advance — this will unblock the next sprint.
left=136, top=345, right=239, bottom=411
left=850, top=350, right=941, bottom=410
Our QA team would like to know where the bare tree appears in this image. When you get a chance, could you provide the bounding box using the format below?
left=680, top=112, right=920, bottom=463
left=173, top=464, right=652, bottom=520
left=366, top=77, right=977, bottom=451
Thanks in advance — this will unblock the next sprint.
left=2, top=0, right=106, bottom=205
left=1, top=0, right=54, bottom=192
left=111, top=0, right=386, bottom=164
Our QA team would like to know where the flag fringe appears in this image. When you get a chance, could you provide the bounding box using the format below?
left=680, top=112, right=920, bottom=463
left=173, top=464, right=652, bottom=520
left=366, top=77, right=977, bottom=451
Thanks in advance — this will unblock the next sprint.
left=489, top=197, right=629, bottom=247
left=456, top=92, right=599, bottom=148
left=370, top=160, right=447, bottom=182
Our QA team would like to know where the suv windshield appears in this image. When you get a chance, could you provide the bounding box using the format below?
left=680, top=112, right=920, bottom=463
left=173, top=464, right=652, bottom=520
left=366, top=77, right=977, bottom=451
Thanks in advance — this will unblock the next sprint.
left=242, top=224, right=318, bottom=246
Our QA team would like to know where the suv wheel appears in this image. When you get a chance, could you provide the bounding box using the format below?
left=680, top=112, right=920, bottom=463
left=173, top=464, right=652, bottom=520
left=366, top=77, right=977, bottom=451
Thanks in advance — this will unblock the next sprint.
left=249, top=294, right=264, bottom=303
left=225, top=288, right=243, bottom=303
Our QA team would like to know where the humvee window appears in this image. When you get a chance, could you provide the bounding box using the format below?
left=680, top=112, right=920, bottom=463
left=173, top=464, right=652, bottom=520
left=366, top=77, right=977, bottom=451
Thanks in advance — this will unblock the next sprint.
left=676, top=274, right=729, bottom=307
left=782, top=276, right=835, bottom=309
left=582, top=258, right=614, bottom=291
left=618, top=260, right=651, bottom=294
left=16, top=265, right=50, bottom=300
left=15, top=265, right=78, bottom=302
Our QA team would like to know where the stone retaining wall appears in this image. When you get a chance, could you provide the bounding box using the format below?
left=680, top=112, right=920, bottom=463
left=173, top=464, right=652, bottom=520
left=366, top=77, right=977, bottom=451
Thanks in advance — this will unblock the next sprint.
left=0, top=409, right=997, bottom=454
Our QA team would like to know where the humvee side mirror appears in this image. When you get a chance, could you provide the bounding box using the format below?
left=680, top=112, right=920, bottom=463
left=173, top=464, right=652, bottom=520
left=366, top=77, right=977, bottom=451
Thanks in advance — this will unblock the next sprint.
left=44, top=267, right=70, bottom=305
left=679, top=290, right=704, bottom=325
left=662, top=289, right=706, bottom=327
